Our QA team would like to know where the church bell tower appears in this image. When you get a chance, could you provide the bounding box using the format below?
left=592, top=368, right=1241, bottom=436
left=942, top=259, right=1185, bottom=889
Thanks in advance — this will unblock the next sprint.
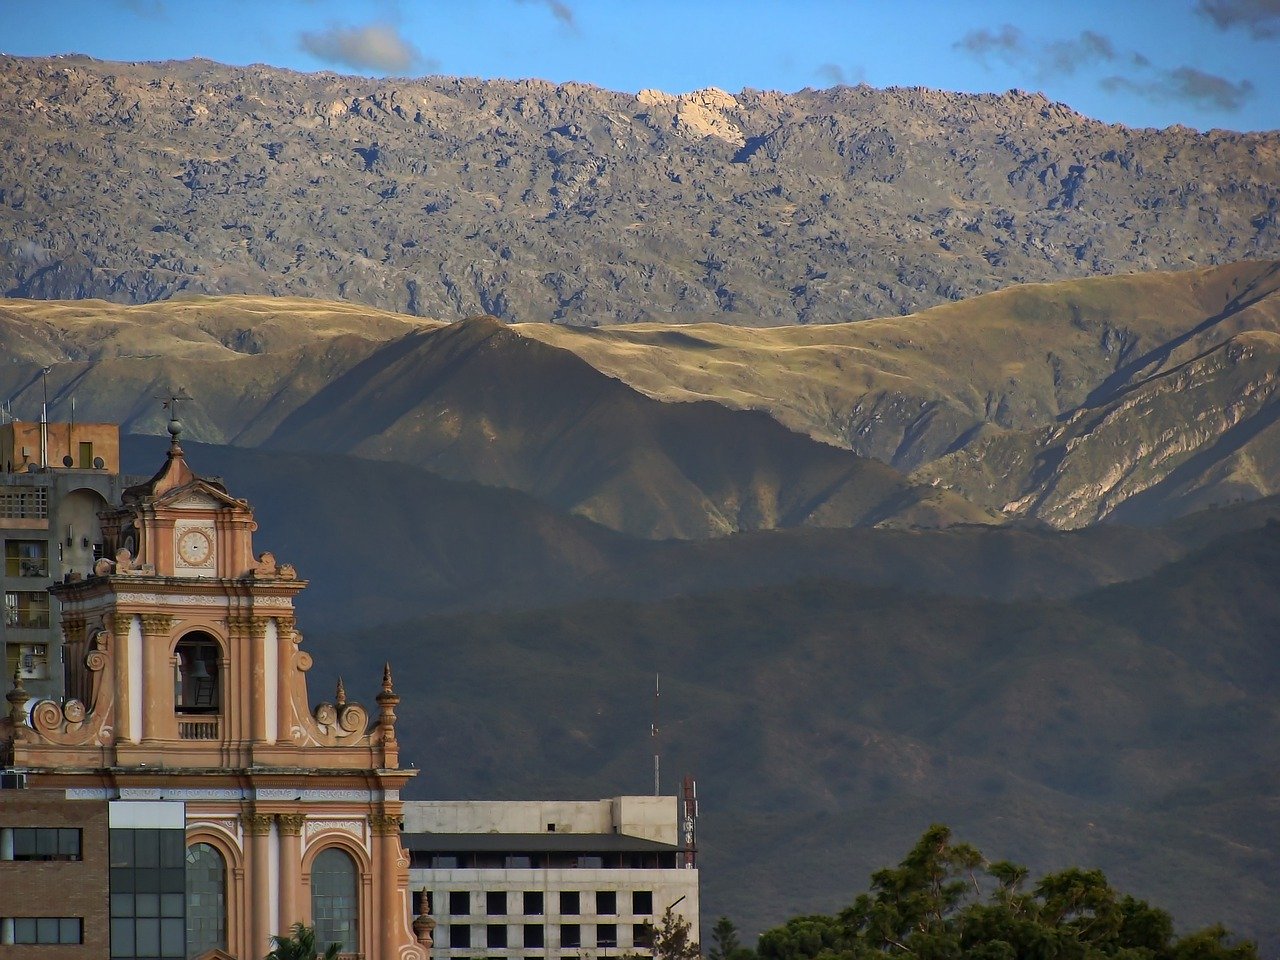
left=2, top=416, right=432, bottom=960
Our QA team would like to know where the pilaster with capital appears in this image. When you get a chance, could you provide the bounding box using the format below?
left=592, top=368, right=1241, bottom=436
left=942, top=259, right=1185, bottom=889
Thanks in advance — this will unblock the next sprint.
left=111, top=612, right=137, bottom=743
left=277, top=813, right=306, bottom=931
left=243, top=812, right=275, bottom=953
left=138, top=613, right=173, bottom=742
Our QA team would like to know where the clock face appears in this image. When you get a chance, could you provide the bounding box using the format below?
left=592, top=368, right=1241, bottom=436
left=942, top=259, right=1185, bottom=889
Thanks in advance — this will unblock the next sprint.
left=176, top=528, right=213, bottom=566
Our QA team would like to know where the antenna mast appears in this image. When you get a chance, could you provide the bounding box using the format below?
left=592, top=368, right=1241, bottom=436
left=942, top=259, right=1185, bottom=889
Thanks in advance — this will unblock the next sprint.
left=651, top=673, right=660, bottom=796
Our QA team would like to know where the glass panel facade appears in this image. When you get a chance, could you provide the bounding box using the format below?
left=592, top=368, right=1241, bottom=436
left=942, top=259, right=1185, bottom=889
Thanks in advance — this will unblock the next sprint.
left=110, top=827, right=187, bottom=959
left=185, top=843, right=226, bottom=957
left=312, top=847, right=358, bottom=954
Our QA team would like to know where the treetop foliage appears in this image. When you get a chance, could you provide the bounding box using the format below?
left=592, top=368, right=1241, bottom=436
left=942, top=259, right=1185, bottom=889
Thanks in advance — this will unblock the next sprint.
left=754, top=825, right=1257, bottom=960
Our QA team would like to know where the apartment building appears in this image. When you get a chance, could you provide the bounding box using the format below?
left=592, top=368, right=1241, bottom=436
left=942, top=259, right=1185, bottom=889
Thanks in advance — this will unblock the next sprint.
left=2, top=420, right=133, bottom=702
left=404, top=797, right=699, bottom=960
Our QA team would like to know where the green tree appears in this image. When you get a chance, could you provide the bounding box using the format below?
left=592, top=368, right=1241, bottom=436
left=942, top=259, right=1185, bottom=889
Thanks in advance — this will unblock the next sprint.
left=755, top=825, right=1259, bottom=960
left=265, top=921, right=341, bottom=960
left=710, top=916, right=756, bottom=960
left=647, top=905, right=702, bottom=960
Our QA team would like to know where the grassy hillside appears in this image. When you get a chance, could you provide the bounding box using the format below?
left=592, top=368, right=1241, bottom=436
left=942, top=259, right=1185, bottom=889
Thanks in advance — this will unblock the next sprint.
left=10, top=262, right=1280, bottom=535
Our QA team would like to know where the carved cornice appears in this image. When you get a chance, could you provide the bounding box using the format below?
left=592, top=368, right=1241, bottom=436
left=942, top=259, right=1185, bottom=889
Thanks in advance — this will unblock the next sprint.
left=139, top=613, right=174, bottom=634
left=370, top=813, right=404, bottom=836
left=277, top=814, right=306, bottom=836
left=241, top=813, right=275, bottom=836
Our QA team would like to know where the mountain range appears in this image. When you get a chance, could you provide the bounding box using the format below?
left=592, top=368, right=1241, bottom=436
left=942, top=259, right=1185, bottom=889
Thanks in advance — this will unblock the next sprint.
left=2, top=55, right=1278, bottom=324
left=4, top=51, right=1278, bottom=952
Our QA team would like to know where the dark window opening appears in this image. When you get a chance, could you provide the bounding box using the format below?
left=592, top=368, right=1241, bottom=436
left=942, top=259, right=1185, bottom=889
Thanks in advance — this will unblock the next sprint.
left=449, top=924, right=471, bottom=949
left=634, top=923, right=653, bottom=948
left=523, top=891, right=543, bottom=916
left=174, top=634, right=220, bottom=715
left=596, top=891, right=617, bottom=915
left=486, top=891, right=506, bottom=915
left=523, top=924, right=545, bottom=948
left=560, top=891, right=580, bottom=915
left=449, top=891, right=471, bottom=916
left=632, top=890, right=653, bottom=915
left=598, top=923, right=618, bottom=947
left=487, top=924, right=507, bottom=948
left=561, top=924, right=581, bottom=949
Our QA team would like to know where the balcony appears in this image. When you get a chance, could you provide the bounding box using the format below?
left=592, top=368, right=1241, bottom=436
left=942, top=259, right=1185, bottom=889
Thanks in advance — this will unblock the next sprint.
left=177, top=716, right=220, bottom=740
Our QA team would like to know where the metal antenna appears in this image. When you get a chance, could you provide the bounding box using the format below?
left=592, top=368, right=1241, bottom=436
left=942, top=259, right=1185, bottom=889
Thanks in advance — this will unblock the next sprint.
left=652, top=673, right=661, bottom=796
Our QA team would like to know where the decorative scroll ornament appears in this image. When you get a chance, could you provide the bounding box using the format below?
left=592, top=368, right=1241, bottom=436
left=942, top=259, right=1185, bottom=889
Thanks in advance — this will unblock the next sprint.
left=93, top=548, right=155, bottom=577
left=24, top=629, right=115, bottom=747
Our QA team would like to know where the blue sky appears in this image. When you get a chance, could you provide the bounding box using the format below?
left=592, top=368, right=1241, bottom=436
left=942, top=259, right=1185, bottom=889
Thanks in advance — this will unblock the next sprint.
left=4, top=0, right=1278, bottom=131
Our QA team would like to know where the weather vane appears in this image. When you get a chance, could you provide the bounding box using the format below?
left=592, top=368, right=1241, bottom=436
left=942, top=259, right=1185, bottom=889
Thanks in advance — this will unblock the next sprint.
left=157, top=389, right=193, bottom=422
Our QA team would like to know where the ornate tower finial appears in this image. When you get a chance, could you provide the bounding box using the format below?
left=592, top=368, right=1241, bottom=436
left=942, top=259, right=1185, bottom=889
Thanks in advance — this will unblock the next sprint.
left=413, top=888, right=436, bottom=950
left=335, top=677, right=347, bottom=706
left=376, top=662, right=400, bottom=747
left=7, top=662, right=30, bottom=727
left=158, top=391, right=191, bottom=455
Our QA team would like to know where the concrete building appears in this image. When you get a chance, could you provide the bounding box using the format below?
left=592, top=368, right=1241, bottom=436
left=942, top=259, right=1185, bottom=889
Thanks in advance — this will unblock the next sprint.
left=404, top=796, right=699, bottom=960
left=1, top=419, right=433, bottom=960
left=2, top=420, right=135, bottom=703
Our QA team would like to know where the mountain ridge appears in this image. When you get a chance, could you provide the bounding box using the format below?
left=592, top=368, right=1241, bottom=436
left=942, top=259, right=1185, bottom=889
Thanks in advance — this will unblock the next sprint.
left=3, top=55, right=1278, bottom=325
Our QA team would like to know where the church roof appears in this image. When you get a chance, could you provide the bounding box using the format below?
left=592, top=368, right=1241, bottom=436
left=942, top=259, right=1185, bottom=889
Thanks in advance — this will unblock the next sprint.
left=122, top=417, right=232, bottom=504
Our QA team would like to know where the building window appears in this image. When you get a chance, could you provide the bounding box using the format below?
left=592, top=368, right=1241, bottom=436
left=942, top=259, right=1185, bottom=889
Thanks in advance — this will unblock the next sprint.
left=4, top=540, right=48, bottom=578
left=523, top=891, right=543, bottom=916
left=185, top=843, right=226, bottom=956
left=312, top=848, right=359, bottom=955
left=449, top=924, right=471, bottom=949
left=9, top=917, right=83, bottom=944
left=560, top=891, right=580, bottom=915
left=632, top=891, right=653, bottom=915
left=486, top=891, right=506, bottom=915
left=576, top=855, right=603, bottom=868
left=174, top=634, right=220, bottom=714
left=523, top=924, right=544, bottom=948
left=0, top=489, right=48, bottom=520
left=598, top=923, right=618, bottom=947
left=109, top=828, right=187, bottom=959
left=449, top=891, right=471, bottom=915
left=432, top=855, right=458, bottom=868
left=4, top=591, right=50, bottom=629
left=561, top=924, right=581, bottom=949
left=596, top=891, right=617, bottom=915
left=487, top=924, right=508, bottom=948
left=5, top=642, right=49, bottom=680
left=5, top=827, right=80, bottom=861
left=504, top=855, right=531, bottom=868
left=633, top=923, right=653, bottom=948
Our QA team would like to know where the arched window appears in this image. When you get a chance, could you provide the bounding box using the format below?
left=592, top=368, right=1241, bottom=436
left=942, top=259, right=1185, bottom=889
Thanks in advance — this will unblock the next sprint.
left=185, top=843, right=226, bottom=957
left=174, top=634, right=220, bottom=714
left=312, top=848, right=358, bottom=954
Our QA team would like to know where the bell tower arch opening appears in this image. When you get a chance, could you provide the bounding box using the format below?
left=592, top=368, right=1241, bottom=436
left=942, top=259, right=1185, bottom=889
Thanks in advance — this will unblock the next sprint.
left=173, top=633, right=220, bottom=715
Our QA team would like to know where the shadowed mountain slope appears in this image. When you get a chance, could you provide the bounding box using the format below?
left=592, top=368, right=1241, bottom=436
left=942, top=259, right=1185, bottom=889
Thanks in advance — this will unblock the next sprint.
left=3, top=56, right=1278, bottom=324
left=262, top=316, right=991, bottom=537
left=310, top=522, right=1280, bottom=952
left=120, top=437, right=1280, bottom=631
